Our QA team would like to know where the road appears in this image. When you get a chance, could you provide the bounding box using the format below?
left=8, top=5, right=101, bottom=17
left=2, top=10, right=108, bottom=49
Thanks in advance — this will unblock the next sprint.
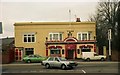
left=1, top=62, right=119, bottom=74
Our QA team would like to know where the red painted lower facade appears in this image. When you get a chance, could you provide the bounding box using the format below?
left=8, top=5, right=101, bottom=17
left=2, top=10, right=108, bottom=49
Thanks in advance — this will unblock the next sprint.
left=45, top=37, right=96, bottom=59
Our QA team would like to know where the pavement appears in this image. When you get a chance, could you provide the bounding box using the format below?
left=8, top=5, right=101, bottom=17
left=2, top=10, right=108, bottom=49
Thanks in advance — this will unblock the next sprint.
left=1, top=60, right=119, bottom=66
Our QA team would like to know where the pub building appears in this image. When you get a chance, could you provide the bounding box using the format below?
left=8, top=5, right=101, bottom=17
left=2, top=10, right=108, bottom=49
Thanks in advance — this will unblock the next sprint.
left=14, top=19, right=96, bottom=61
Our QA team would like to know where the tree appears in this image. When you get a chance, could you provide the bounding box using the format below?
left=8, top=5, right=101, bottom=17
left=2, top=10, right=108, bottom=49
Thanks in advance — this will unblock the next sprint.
left=88, top=0, right=119, bottom=51
left=117, top=1, right=120, bottom=51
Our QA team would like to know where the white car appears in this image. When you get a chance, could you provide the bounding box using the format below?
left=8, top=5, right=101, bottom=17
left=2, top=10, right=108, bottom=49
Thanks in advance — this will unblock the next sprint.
left=41, top=57, right=78, bottom=70
left=82, top=52, right=106, bottom=61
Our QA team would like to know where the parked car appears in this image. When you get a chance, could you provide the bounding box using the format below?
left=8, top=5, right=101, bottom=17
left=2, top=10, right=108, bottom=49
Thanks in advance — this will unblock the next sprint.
left=82, top=52, right=106, bottom=61
left=23, top=55, right=46, bottom=63
left=41, top=57, right=78, bottom=70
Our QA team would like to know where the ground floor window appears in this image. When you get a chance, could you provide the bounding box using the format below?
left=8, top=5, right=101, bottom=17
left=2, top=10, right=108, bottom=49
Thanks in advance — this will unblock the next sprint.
left=50, top=49, right=60, bottom=54
left=62, top=49, right=64, bottom=54
left=25, top=48, right=34, bottom=55
left=81, top=48, right=91, bottom=52
left=77, top=49, right=80, bottom=54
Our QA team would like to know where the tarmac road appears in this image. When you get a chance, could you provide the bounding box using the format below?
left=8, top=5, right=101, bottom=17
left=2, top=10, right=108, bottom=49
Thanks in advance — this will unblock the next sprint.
left=1, top=61, right=119, bottom=74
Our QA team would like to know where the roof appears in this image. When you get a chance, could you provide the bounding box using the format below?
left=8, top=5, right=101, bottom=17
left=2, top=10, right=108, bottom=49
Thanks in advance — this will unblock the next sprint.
left=14, top=22, right=96, bottom=26
left=1, top=37, right=14, bottom=51
left=1, top=37, right=14, bottom=45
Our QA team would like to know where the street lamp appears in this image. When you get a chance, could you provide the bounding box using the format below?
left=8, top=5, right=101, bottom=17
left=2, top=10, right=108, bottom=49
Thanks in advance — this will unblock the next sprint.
left=108, top=29, right=112, bottom=61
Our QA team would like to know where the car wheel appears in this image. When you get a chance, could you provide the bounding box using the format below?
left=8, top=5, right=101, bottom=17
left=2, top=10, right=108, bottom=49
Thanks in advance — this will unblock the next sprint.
left=27, top=60, right=31, bottom=63
left=61, top=64, right=66, bottom=70
left=101, top=58, right=104, bottom=61
left=70, top=66, right=73, bottom=69
left=86, top=58, right=90, bottom=61
left=45, top=64, right=50, bottom=69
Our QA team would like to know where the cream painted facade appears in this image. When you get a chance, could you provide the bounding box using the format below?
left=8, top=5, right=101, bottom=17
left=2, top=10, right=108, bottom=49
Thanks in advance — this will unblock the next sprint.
left=14, top=22, right=96, bottom=61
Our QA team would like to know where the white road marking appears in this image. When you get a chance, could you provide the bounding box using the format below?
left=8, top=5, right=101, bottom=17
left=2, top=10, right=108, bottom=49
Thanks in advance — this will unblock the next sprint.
left=82, top=70, right=86, bottom=73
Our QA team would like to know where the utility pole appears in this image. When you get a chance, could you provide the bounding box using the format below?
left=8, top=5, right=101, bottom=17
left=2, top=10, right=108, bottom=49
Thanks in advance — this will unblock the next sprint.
left=108, top=29, right=112, bottom=61
left=67, top=9, right=74, bottom=37
left=69, top=9, right=71, bottom=28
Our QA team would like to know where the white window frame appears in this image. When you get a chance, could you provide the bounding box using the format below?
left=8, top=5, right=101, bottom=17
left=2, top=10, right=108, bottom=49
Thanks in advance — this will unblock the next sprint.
left=50, top=49, right=61, bottom=54
left=49, top=32, right=62, bottom=41
left=23, top=33, right=36, bottom=43
left=77, top=32, right=89, bottom=40
left=25, top=48, right=34, bottom=55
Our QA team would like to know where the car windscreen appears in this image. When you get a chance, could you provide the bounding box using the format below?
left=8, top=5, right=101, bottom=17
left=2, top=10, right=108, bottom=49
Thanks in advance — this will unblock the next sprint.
left=59, top=57, right=67, bottom=61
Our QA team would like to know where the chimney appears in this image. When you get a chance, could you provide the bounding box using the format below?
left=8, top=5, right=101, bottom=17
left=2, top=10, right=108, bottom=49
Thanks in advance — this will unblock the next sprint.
left=76, top=18, right=81, bottom=22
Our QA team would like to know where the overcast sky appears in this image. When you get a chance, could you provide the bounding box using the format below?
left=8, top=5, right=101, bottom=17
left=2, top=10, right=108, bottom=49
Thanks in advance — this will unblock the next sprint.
left=0, top=0, right=100, bottom=38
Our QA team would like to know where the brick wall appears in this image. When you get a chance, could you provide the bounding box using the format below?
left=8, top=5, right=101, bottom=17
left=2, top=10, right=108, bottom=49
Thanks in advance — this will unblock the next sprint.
left=2, top=49, right=15, bottom=64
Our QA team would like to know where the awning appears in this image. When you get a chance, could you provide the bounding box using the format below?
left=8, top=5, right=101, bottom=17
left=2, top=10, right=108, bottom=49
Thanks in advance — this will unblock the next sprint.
left=48, top=46, right=62, bottom=49
left=66, top=44, right=76, bottom=50
left=79, top=45, right=93, bottom=48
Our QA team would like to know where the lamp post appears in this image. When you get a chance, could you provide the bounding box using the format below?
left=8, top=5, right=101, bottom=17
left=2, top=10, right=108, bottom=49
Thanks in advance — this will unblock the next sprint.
left=108, top=29, right=112, bottom=61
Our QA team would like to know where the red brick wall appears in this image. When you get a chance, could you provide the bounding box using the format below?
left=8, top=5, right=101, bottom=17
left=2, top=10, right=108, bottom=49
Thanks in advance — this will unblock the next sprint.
left=2, top=49, right=15, bottom=64
left=2, top=54, right=10, bottom=64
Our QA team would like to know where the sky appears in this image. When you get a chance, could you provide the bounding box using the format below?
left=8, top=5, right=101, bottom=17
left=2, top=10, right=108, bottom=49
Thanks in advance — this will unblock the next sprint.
left=0, top=0, right=100, bottom=38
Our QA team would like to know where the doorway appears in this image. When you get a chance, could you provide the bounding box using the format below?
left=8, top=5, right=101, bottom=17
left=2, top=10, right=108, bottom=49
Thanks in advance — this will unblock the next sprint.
left=15, top=48, right=23, bottom=61
left=67, top=50, right=74, bottom=59
left=15, top=49, right=22, bottom=61
left=64, top=37, right=77, bottom=59
left=65, top=44, right=76, bottom=59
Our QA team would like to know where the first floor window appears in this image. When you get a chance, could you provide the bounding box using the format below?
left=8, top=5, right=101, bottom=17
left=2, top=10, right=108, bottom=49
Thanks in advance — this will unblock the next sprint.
left=25, top=48, right=34, bottom=55
left=77, top=32, right=91, bottom=40
left=23, top=33, right=35, bottom=43
left=50, top=49, right=60, bottom=54
left=78, top=34, right=81, bottom=40
left=82, top=33, right=87, bottom=40
left=49, top=33, right=62, bottom=41
left=53, top=34, right=59, bottom=40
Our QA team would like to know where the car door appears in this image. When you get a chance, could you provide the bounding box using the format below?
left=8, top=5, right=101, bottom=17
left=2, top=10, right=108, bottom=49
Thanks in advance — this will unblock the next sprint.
left=31, top=55, right=38, bottom=62
left=34, top=55, right=41, bottom=62
left=28, top=55, right=35, bottom=62
left=93, top=54, right=100, bottom=60
left=47, top=57, right=54, bottom=67
left=53, top=57, right=61, bottom=67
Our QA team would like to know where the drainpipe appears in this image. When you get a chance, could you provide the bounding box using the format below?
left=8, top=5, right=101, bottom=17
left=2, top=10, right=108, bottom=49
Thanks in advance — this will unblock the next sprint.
left=46, top=44, right=48, bottom=56
left=45, top=37, right=48, bottom=56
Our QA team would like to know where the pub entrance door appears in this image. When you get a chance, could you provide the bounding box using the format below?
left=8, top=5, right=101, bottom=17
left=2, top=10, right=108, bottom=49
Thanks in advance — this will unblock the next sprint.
left=67, top=50, right=74, bottom=59
left=65, top=44, right=76, bottom=59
